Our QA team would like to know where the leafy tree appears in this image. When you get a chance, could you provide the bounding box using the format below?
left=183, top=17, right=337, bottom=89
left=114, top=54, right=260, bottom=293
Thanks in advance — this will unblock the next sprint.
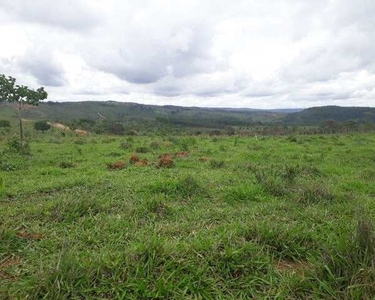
left=0, top=74, right=48, bottom=147
left=34, top=120, right=51, bottom=132
left=0, top=120, right=11, bottom=128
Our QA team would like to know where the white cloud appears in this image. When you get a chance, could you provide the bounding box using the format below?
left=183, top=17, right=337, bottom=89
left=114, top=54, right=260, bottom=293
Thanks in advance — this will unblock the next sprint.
left=0, top=0, right=374, bottom=108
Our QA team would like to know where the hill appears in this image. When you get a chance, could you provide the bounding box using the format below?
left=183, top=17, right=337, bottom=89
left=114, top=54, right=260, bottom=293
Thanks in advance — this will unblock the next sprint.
left=0, top=101, right=286, bottom=129
left=282, top=106, right=375, bottom=125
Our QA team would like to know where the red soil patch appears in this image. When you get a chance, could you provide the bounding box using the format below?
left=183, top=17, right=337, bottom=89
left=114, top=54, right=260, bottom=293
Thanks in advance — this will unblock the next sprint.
left=129, top=154, right=140, bottom=164
left=107, top=161, right=125, bottom=170
left=159, top=153, right=173, bottom=159
left=134, top=159, right=148, bottom=167
left=158, top=156, right=174, bottom=168
left=16, top=231, right=44, bottom=240
left=175, top=151, right=190, bottom=158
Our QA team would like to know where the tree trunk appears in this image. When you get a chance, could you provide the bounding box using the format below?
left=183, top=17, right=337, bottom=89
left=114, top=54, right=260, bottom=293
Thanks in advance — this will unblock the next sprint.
left=18, top=101, right=24, bottom=147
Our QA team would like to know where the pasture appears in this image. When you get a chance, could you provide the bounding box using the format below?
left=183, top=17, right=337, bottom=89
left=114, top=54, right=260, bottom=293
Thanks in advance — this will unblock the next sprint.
left=1, top=132, right=375, bottom=299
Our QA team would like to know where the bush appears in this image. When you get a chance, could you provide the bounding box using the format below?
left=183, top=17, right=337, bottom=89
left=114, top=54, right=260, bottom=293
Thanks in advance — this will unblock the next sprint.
left=6, top=136, right=30, bottom=155
left=0, top=120, right=11, bottom=128
left=34, top=120, right=51, bottom=132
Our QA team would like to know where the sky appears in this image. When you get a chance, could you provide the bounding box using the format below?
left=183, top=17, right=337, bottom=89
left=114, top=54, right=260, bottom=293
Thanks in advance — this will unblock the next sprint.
left=0, top=0, right=374, bottom=109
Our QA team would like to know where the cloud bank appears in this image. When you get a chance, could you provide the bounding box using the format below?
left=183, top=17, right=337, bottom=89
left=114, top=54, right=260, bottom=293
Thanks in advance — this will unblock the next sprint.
left=0, top=0, right=374, bottom=108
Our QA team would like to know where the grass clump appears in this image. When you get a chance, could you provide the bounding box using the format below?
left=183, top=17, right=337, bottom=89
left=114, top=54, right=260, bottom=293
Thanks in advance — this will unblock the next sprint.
left=210, top=159, right=225, bottom=169
left=119, top=141, right=133, bottom=150
left=135, top=146, right=149, bottom=153
left=294, top=181, right=333, bottom=204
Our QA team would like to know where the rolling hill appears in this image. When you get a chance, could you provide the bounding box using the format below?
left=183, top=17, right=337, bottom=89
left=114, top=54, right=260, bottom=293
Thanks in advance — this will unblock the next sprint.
left=282, top=106, right=375, bottom=125
left=0, top=101, right=286, bottom=129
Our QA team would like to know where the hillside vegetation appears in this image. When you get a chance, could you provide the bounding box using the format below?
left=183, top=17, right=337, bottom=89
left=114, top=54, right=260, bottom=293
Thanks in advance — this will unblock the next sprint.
left=0, top=101, right=284, bottom=128
left=283, top=106, right=375, bottom=125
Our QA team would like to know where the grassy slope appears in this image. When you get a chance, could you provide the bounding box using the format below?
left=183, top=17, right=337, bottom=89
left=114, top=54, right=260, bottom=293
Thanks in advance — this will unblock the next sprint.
left=1, top=132, right=375, bottom=298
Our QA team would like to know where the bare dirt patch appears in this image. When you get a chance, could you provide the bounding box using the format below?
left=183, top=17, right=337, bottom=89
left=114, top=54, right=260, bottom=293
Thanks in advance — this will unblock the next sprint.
left=273, top=259, right=312, bottom=276
left=107, top=162, right=126, bottom=170
left=16, top=231, right=44, bottom=240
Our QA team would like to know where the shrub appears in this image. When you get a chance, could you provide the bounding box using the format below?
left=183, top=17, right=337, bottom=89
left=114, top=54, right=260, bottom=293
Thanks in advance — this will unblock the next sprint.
left=6, top=136, right=30, bottom=155
left=34, top=120, right=51, bottom=132
left=0, top=120, right=11, bottom=128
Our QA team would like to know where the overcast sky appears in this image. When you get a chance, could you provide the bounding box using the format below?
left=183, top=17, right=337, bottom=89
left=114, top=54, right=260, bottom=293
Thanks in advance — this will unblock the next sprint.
left=0, top=0, right=374, bottom=108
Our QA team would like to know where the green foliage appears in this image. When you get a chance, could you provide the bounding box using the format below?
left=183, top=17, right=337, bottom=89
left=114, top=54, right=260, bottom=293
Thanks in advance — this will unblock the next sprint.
left=6, top=136, right=30, bottom=155
left=0, top=120, right=10, bottom=128
left=120, top=141, right=133, bottom=150
left=135, top=146, right=149, bottom=153
left=34, top=120, right=51, bottom=132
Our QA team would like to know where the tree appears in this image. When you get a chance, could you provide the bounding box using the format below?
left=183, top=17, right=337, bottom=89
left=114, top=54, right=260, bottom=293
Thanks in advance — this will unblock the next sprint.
left=0, top=74, right=48, bottom=147
left=0, top=120, right=11, bottom=128
left=34, top=120, right=51, bottom=132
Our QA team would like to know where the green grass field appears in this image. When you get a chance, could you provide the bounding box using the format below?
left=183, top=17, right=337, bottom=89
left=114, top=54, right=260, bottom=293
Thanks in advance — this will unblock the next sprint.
left=1, top=131, right=375, bottom=299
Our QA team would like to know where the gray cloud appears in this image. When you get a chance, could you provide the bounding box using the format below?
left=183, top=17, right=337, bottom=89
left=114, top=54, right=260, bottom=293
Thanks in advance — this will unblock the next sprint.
left=0, top=0, right=102, bottom=30
left=0, top=0, right=374, bottom=108
left=18, top=49, right=66, bottom=87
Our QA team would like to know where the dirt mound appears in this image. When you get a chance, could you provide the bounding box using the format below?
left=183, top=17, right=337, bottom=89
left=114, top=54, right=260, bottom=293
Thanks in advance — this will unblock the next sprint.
left=129, top=154, right=140, bottom=164
left=159, top=153, right=173, bottom=160
left=158, top=156, right=174, bottom=168
left=134, top=159, right=148, bottom=167
left=107, top=161, right=125, bottom=170
left=48, top=122, right=70, bottom=130
left=74, top=129, right=89, bottom=136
